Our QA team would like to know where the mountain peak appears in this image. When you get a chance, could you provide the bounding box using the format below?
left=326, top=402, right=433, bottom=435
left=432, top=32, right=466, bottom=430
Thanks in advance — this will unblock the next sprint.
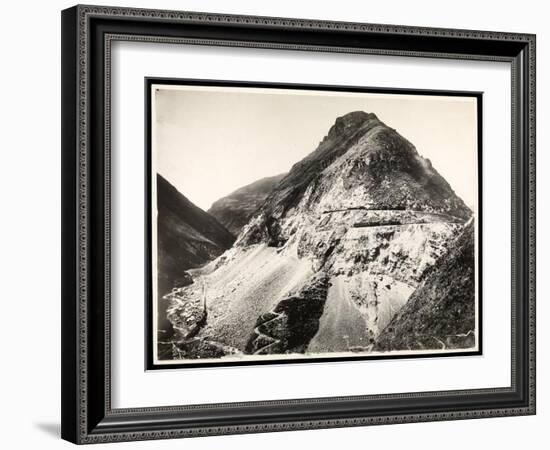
left=235, top=110, right=471, bottom=247
left=327, top=111, right=379, bottom=138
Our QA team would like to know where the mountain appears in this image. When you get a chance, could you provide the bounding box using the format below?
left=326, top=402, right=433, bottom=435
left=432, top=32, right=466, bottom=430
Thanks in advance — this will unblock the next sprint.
left=164, top=111, right=474, bottom=359
left=208, top=173, right=286, bottom=236
left=156, top=174, right=235, bottom=296
left=237, top=111, right=470, bottom=248
left=373, top=219, right=476, bottom=351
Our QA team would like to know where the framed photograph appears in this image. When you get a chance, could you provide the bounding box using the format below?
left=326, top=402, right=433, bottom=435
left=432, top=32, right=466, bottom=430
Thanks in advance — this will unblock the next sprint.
left=61, top=4, right=536, bottom=444
left=147, top=78, right=483, bottom=370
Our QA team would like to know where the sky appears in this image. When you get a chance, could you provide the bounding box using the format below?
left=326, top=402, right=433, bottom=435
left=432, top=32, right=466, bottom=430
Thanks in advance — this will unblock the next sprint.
left=152, top=84, right=478, bottom=211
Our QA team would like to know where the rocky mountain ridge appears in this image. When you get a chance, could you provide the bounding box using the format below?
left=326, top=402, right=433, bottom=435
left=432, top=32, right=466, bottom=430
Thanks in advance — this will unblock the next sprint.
left=162, top=111, right=476, bottom=360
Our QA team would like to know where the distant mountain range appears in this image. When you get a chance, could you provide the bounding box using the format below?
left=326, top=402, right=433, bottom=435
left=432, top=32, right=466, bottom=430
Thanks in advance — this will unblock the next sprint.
left=208, top=173, right=286, bottom=236
left=159, top=111, right=476, bottom=360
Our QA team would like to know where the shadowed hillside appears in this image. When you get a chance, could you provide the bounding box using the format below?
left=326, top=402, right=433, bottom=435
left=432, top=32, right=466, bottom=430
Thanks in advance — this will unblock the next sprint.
left=208, top=173, right=286, bottom=236
left=156, top=174, right=235, bottom=343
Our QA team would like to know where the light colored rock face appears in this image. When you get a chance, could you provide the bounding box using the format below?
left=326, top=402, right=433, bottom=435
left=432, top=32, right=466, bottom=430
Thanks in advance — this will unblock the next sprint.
left=165, top=111, right=472, bottom=358
left=316, top=222, right=460, bottom=339
left=230, top=212, right=461, bottom=352
left=168, top=245, right=314, bottom=349
left=308, top=275, right=414, bottom=353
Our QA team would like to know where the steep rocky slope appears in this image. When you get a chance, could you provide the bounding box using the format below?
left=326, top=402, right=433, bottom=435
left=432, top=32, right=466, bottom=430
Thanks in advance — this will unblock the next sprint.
left=374, top=219, right=477, bottom=351
left=164, top=111, right=475, bottom=360
left=208, top=173, right=286, bottom=235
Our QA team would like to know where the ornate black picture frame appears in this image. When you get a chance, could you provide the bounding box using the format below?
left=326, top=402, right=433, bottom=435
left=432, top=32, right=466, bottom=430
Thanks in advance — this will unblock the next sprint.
left=61, top=4, right=536, bottom=444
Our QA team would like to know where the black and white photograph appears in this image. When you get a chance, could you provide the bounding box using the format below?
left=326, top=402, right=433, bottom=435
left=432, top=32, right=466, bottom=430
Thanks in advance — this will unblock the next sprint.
left=148, top=81, right=481, bottom=367
left=1, top=0, right=543, bottom=446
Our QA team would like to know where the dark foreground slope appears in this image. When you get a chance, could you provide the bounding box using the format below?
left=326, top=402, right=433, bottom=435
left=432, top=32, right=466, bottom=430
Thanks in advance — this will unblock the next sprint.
left=156, top=174, right=235, bottom=295
left=374, top=220, right=476, bottom=352
left=156, top=174, right=235, bottom=345
left=208, top=173, right=286, bottom=236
